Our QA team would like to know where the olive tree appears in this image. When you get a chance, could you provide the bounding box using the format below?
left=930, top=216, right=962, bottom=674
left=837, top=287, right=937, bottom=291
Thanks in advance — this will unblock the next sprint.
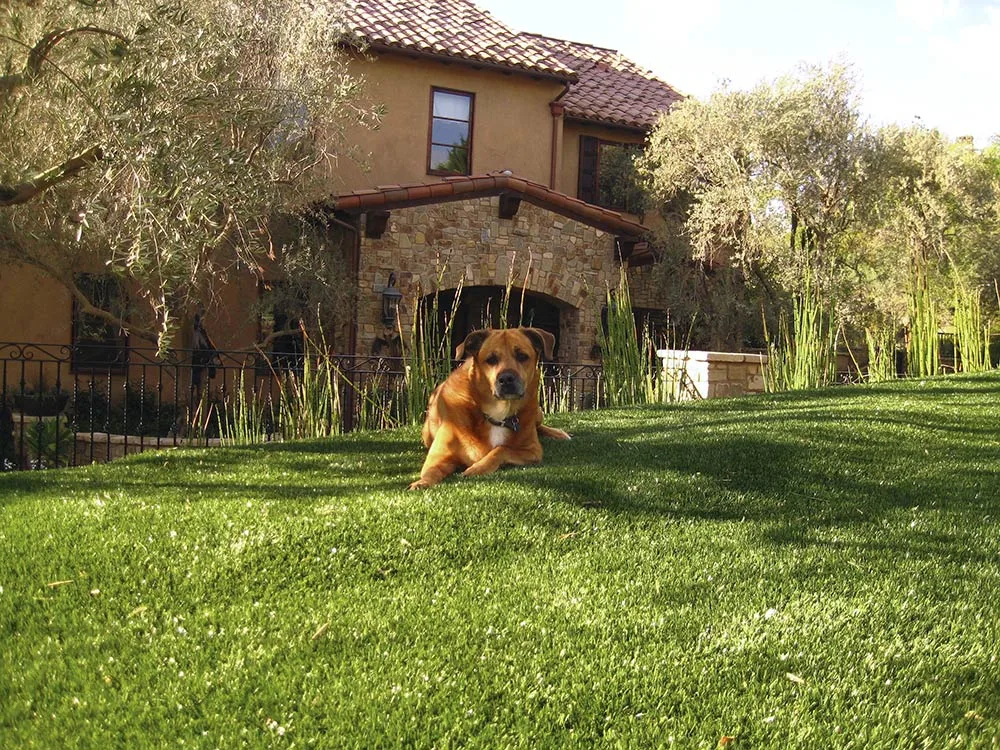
left=1, top=0, right=379, bottom=350
left=637, top=64, right=893, bottom=378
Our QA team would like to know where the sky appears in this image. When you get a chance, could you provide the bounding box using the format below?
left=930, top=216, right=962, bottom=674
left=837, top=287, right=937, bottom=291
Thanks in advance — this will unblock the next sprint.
left=475, top=0, right=999, bottom=147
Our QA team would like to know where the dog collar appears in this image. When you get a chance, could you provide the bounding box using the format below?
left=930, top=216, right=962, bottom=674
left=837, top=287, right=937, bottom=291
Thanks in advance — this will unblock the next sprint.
left=483, top=413, right=519, bottom=433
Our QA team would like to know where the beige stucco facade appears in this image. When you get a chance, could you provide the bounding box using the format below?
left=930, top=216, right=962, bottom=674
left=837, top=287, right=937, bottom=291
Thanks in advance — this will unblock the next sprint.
left=332, top=52, right=565, bottom=191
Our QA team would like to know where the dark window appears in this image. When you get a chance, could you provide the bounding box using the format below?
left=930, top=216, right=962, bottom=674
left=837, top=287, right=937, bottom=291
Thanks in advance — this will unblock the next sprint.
left=71, top=273, right=129, bottom=373
left=257, top=281, right=304, bottom=371
left=578, top=136, right=646, bottom=214
left=428, top=88, right=473, bottom=176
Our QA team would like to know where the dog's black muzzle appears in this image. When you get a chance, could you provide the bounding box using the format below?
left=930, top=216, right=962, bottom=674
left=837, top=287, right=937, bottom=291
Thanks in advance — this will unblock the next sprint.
left=493, top=369, right=525, bottom=399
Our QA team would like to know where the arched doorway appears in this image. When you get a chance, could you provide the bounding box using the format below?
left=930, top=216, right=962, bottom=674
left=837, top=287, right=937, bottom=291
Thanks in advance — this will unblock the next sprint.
left=427, top=286, right=563, bottom=360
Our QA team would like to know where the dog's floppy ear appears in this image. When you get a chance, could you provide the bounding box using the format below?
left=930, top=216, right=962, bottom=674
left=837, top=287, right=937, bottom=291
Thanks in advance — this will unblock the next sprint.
left=521, top=327, right=556, bottom=361
left=456, top=329, right=491, bottom=360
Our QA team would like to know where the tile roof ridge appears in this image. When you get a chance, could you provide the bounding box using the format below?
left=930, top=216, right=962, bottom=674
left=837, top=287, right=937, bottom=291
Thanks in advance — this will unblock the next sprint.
left=519, top=31, right=619, bottom=55
left=522, top=31, right=670, bottom=85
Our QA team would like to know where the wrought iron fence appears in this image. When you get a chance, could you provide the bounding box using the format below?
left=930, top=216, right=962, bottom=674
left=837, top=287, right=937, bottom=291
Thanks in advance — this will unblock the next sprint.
left=0, top=342, right=603, bottom=472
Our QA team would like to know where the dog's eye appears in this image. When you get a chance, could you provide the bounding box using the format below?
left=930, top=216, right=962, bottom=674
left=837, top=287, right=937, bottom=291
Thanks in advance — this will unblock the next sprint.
left=485, top=353, right=500, bottom=366
left=514, top=350, right=530, bottom=363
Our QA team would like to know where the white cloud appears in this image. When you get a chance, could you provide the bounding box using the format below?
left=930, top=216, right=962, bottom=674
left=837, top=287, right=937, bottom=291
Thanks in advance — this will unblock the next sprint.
left=895, top=0, right=960, bottom=28
left=920, top=3, right=1000, bottom=143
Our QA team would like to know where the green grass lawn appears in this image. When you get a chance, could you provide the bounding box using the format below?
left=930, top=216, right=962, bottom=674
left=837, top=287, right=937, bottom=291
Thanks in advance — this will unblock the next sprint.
left=2, top=374, right=1000, bottom=748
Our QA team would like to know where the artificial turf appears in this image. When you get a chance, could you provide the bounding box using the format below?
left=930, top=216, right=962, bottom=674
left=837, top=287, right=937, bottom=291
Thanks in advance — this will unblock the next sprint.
left=1, top=374, right=999, bottom=747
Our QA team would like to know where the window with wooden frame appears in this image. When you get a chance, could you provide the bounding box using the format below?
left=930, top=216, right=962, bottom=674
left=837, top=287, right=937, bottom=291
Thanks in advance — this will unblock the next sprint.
left=578, top=135, right=645, bottom=214
left=428, top=88, right=474, bottom=176
left=71, top=273, right=129, bottom=373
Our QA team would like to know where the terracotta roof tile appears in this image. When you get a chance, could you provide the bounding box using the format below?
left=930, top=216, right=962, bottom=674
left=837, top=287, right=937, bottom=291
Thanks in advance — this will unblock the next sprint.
left=521, top=34, right=683, bottom=129
left=343, top=0, right=576, bottom=80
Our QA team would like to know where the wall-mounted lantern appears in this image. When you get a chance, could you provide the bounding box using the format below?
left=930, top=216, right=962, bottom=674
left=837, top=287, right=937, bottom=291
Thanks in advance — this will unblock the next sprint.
left=381, top=272, right=403, bottom=326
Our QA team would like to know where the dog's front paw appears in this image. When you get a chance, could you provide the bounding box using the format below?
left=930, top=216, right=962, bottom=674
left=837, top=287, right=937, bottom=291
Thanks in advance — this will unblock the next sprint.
left=408, top=478, right=432, bottom=490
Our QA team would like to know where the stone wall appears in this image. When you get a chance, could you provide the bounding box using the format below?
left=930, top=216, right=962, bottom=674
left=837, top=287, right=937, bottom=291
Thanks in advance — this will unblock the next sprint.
left=356, top=196, right=637, bottom=363
left=658, top=349, right=768, bottom=400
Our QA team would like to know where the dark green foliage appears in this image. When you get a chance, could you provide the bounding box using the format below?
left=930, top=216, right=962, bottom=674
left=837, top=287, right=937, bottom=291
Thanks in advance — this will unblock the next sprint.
left=73, top=388, right=179, bottom=437
left=0, top=402, right=15, bottom=469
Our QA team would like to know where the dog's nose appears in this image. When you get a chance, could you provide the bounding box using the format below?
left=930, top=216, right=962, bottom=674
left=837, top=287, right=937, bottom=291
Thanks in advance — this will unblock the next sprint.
left=495, top=369, right=524, bottom=398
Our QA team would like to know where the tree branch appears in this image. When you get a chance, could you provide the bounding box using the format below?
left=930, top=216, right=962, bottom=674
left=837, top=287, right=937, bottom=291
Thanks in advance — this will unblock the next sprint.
left=0, top=26, right=128, bottom=96
left=0, top=145, right=104, bottom=206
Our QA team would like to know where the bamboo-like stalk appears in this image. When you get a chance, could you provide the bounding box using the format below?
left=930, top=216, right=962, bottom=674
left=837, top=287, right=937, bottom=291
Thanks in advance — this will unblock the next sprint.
left=907, top=257, right=939, bottom=378
left=403, top=275, right=462, bottom=426
left=952, top=283, right=989, bottom=374
left=274, top=329, right=342, bottom=440
left=864, top=325, right=897, bottom=383
left=764, top=268, right=837, bottom=392
left=598, top=267, right=659, bottom=406
left=218, top=369, right=269, bottom=445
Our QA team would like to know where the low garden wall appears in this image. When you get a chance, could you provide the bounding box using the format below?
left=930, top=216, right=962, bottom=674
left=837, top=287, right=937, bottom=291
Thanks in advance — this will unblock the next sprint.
left=73, top=432, right=221, bottom=465
left=658, top=349, right=768, bottom=400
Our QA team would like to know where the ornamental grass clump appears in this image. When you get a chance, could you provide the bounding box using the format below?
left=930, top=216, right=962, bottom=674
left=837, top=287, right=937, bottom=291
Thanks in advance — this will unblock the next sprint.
left=764, top=270, right=837, bottom=392
left=598, top=268, right=660, bottom=407
left=275, top=331, right=342, bottom=440
left=952, top=282, right=990, bottom=374
left=403, top=275, right=462, bottom=426
left=217, top=370, right=271, bottom=446
left=907, top=259, right=939, bottom=377
left=864, top=324, right=898, bottom=384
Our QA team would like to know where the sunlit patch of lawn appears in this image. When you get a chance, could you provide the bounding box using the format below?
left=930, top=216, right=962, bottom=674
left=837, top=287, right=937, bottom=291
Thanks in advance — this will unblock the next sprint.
left=2, top=374, right=999, bottom=747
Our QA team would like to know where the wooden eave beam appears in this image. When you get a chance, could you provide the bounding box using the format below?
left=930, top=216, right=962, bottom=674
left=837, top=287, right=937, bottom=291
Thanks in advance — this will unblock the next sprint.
left=498, top=192, right=521, bottom=220
left=365, top=210, right=390, bottom=239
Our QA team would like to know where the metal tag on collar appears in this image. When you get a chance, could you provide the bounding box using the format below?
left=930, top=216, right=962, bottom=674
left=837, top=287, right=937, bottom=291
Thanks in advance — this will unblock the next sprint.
left=485, top=413, right=520, bottom=432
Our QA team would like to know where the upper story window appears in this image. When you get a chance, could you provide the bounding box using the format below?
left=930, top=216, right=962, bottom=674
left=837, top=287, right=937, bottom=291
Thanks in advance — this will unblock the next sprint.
left=578, top=136, right=646, bottom=214
left=71, top=273, right=129, bottom=373
left=428, top=88, right=474, bottom=176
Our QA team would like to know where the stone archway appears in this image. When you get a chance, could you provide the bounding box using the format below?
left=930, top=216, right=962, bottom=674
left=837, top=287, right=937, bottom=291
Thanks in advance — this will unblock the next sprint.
left=426, top=286, right=571, bottom=360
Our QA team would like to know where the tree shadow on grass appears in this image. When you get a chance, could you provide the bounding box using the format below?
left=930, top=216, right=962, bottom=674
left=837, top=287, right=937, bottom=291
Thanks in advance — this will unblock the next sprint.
left=0, top=433, right=424, bottom=505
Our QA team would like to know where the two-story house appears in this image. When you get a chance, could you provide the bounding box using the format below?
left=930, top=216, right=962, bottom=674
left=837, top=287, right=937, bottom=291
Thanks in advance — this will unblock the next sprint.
left=0, top=0, right=682, bottom=366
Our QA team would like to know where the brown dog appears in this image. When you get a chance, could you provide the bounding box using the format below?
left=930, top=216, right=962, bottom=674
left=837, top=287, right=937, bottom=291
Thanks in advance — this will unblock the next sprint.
left=408, top=327, right=571, bottom=489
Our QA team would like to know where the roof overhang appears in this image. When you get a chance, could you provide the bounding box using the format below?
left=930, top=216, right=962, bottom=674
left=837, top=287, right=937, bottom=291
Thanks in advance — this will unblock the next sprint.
left=329, top=173, right=650, bottom=239
left=366, top=43, right=577, bottom=84
left=563, top=115, right=651, bottom=134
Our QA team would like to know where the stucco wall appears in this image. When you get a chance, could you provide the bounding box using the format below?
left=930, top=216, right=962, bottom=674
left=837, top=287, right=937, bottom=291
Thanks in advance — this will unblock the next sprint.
left=0, top=264, right=73, bottom=345
left=331, top=52, right=564, bottom=191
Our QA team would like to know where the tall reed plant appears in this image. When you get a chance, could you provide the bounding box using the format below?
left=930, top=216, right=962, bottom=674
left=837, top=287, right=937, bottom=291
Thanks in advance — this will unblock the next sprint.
left=763, top=270, right=837, bottom=392
left=218, top=370, right=271, bottom=446
left=907, top=258, right=939, bottom=378
left=355, top=372, right=407, bottom=432
left=274, top=330, right=342, bottom=440
left=863, top=325, right=898, bottom=384
left=952, top=283, right=990, bottom=374
left=403, top=276, right=463, bottom=426
left=496, top=252, right=533, bottom=329
left=599, top=268, right=660, bottom=407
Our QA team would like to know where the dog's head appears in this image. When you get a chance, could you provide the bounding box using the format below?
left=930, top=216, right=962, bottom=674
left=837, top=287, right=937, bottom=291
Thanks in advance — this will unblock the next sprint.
left=456, top=327, right=556, bottom=401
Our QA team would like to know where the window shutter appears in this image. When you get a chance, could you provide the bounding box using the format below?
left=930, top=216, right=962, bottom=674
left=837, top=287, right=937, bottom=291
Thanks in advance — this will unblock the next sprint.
left=578, top=135, right=599, bottom=204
